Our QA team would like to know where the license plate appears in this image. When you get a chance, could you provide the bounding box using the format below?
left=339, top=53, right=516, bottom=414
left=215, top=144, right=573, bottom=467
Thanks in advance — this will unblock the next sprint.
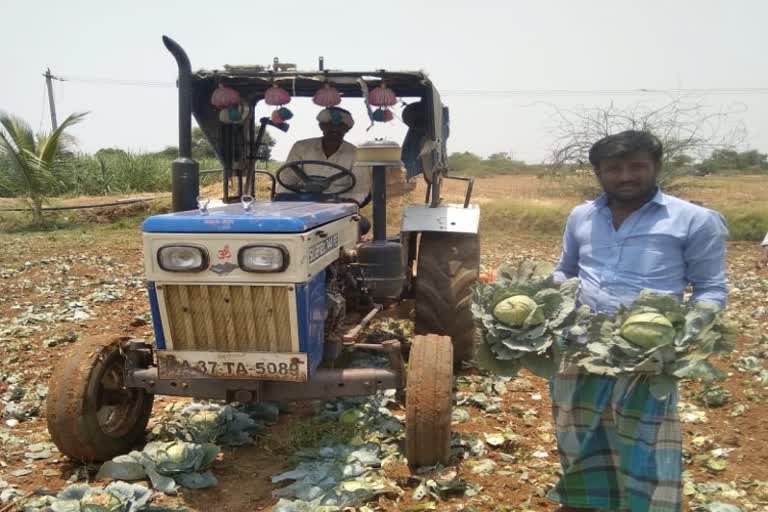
left=157, top=350, right=308, bottom=382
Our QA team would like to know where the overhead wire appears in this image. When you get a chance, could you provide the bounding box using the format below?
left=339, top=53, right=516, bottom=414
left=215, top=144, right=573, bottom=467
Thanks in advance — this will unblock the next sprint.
left=53, top=74, right=768, bottom=97
left=441, top=88, right=768, bottom=97
left=57, top=75, right=175, bottom=88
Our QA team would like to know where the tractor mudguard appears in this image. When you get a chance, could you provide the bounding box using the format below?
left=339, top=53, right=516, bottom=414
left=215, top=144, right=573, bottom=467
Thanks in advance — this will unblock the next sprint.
left=400, top=203, right=479, bottom=234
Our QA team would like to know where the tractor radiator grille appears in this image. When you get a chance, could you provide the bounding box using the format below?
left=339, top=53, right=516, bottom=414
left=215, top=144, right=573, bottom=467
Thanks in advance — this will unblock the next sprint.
left=160, top=284, right=294, bottom=352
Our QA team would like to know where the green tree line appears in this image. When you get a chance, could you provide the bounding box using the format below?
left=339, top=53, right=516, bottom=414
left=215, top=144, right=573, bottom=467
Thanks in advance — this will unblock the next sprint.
left=699, top=149, right=768, bottom=173
left=447, top=148, right=768, bottom=177
left=447, top=152, right=546, bottom=176
left=1, top=119, right=275, bottom=201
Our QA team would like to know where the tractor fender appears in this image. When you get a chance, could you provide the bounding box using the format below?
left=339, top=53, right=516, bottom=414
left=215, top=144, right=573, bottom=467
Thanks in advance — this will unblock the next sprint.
left=400, top=203, right=479, bottom=234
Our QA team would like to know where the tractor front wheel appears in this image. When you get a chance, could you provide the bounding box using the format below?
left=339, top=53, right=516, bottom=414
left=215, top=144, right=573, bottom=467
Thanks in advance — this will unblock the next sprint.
left=47, top=335, right=154, bottom=462
left=405, top=334, right=453, bottom=467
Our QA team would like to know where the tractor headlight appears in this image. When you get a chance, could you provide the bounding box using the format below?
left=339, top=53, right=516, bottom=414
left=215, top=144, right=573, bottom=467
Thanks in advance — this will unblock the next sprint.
left=238, top=245, right=288, bottom=272
left=157, top=244, right=209, bottom=272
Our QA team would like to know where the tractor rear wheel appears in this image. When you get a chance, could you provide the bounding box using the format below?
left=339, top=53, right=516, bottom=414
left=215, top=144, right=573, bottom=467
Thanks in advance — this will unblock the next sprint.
left=414, top=232, right=479, bottom=364
left=405, top=334, right=453, bottom=467
left=47, top=335, right=154, bottom=462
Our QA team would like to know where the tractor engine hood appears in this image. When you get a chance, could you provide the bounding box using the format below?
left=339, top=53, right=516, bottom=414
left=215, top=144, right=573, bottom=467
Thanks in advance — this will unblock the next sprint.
left=142, top=201, right=357, bottom=234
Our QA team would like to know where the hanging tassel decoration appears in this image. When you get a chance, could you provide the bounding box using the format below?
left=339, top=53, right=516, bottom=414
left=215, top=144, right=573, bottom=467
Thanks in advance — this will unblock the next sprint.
left=313, top=83, right=342, bottom=107
left=264, top=84, right=292, bottom=124
left=211, top=84, right=241, bottom=109
left=264, top=84, right=291, bottom=106
left=372, top=108, right=394, bottom=122
left=271, top=106, right=294, bottom=124
left=369, top=84, right=397, bottom=123
left=219, top=102, right=251, bottom=124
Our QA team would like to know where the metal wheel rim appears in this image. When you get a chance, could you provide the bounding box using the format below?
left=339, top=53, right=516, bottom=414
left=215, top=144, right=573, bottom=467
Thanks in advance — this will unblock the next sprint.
left=96, top=360, right=145, bottom=437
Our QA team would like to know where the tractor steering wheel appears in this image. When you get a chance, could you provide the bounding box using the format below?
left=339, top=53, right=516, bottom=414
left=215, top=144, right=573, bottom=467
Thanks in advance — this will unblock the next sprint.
left=275, top=160, right=357, bottom=197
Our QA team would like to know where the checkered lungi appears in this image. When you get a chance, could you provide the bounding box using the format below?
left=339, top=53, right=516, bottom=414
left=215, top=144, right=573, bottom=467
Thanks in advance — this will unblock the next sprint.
left=547, top=370, right=683, bottom=512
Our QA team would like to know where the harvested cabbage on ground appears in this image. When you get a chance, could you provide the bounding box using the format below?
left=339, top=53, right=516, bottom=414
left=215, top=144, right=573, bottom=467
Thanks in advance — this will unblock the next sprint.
left=19, top=481, right=158, bottom=512
left=574, top=290, right=736, bottom=399
left=155, top=401, right=278, bottom=446
left=96, top=440, right=220, bottom=495
left=471, top=260, right=582, bottom=378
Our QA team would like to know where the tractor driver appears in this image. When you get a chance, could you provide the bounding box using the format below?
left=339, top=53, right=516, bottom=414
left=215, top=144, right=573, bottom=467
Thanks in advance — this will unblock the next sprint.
left=277, top=107, right=371, bottom=205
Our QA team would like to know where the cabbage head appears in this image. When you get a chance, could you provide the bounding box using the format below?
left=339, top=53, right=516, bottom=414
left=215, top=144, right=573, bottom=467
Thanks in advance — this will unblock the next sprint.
left=149, top=440, right=219, bottom=475
left=492, top=295, right=539, bottom=327
left=164, top=443, right=189, bottom=464
left=619, top=312, right=675, bottom=349
left=339, top=408, right=364, bottom=425
left=80, top=492, right=122, bottom=512
left=187, top=410, right=222, bottom=442
left=189, top=411, right=219, bottom=427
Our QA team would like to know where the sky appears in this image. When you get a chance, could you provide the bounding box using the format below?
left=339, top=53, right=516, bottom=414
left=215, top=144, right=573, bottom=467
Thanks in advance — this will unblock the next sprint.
left=2, top=0, right=768, bottom=163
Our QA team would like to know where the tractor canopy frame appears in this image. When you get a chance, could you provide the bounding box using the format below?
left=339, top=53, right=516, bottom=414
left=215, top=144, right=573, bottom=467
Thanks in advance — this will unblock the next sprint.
left=163, top=35, right=450, bottom=212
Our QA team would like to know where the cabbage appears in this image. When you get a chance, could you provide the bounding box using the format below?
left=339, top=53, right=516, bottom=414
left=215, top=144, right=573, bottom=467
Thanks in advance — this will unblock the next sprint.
left=51, top=482, right=152, bottom=512
left=149, top=441, right=219, bottom=476
left=173, top=402, right=267, bottom=446
left=80, top=492, right=122, bottom=512
left=189, top=411, right=220, bottom=428
left=96, top=441, right=220, bottom=495
left=619, top=312, right=675, bottom=349
left=472, top=260, right=581, bottom=378
left=573, top=290, right=736, bottom=399
left=339, top=409, right=364, bottom=425
left=162, top=442, right=189, bottom=465
left=492, top=295, right=539, bottom=327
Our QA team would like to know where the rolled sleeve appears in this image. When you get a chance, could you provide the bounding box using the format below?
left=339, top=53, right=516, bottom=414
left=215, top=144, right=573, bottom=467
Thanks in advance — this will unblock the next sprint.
left=685, top=210, right=729, bottom=307
left=553, top=211, right=580, bottom=284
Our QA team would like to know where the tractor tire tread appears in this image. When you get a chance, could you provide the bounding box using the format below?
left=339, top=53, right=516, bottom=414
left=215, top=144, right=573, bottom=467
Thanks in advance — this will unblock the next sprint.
left=414, top=232, right=480, bottom=364
left=405, top=334, right=453, bottom=467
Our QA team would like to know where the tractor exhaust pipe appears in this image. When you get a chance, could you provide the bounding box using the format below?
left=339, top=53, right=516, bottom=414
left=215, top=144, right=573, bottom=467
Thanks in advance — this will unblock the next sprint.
left=163, top=35, right=199, bottom=212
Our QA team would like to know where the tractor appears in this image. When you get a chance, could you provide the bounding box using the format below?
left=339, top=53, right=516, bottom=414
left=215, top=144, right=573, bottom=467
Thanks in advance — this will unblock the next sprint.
left=46, top=36, right=480, bottom=468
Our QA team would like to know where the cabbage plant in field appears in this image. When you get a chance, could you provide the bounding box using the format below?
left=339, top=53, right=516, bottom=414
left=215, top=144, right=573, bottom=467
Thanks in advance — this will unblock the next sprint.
left=96, top=440, right=220, bottom=495
left=575, top=290, right=736, bottom=398
left=471, top=260, right=581, bottom=378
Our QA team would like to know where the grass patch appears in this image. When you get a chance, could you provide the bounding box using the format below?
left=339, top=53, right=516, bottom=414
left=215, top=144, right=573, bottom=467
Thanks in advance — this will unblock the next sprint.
left=479, top=197, right=767, bottom=242
left=720, top=206, right=768, bottom=241
left=480, top=200, right=570, bottom=238
left=62, top=154, right=221, bottom=196
left=0, top=195, right=172, bottom=234
left=262, top=415, right=360, bottom=454
left=0, top=210, right=83, bottom=233
left=3, top=174, right=764, bottom=242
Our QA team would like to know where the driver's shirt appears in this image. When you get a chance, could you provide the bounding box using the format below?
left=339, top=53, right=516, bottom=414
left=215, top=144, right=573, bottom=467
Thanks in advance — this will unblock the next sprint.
left=277, top=137, right=369, bottom=204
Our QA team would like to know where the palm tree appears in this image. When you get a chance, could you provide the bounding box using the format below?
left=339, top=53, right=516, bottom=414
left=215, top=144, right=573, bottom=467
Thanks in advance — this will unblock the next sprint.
left=0, top=112, right=86, bottom=225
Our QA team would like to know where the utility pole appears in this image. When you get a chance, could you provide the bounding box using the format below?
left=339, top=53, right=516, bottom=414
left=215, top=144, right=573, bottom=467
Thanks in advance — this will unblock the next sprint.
left=43, top=68, right=58, bottom=130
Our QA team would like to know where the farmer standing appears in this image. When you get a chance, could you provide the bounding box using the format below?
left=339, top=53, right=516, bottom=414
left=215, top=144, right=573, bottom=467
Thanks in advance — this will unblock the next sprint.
left=550, top=130, right=729, bottom=512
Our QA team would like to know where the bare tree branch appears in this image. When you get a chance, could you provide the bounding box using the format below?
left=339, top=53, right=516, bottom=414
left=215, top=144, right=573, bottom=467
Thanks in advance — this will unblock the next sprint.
left=543, top=97, right=746, bottom=197
left=548, top=98, right=745, bottom=166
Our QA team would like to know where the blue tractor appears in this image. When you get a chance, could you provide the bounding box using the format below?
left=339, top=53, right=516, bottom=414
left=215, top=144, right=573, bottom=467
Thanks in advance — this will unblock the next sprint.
left=46, top=37, right=480, bottom=468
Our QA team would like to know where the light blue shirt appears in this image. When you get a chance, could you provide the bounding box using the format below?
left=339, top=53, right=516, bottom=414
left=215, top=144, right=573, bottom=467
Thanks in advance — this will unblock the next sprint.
left=554, top=190, right=728, bottom=314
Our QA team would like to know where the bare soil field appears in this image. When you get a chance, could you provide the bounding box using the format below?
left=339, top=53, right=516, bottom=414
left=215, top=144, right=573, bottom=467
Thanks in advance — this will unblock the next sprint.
left=0, top=175, right=766, bottom=511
